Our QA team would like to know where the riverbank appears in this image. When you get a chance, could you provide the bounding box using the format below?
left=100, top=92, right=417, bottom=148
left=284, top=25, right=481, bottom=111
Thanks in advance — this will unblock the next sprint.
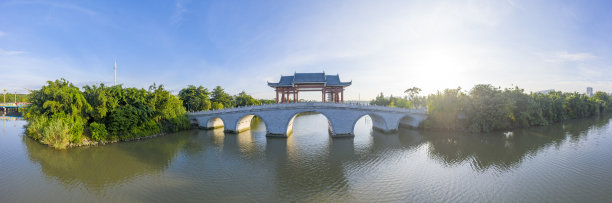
left=65, top=132, right=172, bottom=147
left=24, top=79, right=191, bottom=149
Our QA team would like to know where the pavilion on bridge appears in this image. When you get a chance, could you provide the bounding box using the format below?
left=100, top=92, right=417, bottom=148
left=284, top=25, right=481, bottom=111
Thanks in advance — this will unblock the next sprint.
left=267, top=72, right=351, bottom=103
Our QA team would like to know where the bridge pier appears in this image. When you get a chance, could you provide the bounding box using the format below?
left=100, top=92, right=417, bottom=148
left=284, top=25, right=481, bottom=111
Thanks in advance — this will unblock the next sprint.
left=263, top=111, right=296, bottom=137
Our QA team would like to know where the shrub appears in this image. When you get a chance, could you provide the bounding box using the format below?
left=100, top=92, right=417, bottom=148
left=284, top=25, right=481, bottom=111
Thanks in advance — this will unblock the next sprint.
left=89, top=122, right=108, bottom=142
left=25, top=116, right=47, bottom=141
left=40, top=118, right=71, bottom=149
left=64, top=115, right=85, bottom=143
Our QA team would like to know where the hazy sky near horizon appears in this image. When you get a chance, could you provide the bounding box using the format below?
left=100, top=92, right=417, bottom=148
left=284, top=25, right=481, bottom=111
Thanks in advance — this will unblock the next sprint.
left=1, top=0, right=611, bottom=100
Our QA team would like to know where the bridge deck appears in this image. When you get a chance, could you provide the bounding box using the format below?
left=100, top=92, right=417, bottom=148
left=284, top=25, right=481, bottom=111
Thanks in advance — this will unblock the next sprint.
left=188, top=102, right=426, bottom=116
left=188, top=102, right=428, bottom=137
left=0, top=103, right=30, bottom=108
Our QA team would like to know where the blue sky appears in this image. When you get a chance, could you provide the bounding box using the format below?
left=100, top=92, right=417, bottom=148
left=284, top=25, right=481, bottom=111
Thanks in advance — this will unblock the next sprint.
left=1, top=0, right=611, bottom=100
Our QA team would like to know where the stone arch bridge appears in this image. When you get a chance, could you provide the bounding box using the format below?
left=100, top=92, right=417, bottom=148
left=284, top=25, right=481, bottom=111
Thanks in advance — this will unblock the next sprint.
left=187, top=102, right=428, bottom=137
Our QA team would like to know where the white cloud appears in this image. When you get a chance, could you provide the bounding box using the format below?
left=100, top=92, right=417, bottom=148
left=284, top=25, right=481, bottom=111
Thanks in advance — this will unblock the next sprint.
left=0, top=48, right=25, bottom=56
left=556, top=51, right=595, bottom=61
left=540, top=51, right=596, bottom=63
left=171, top=0, right=190, bottom=25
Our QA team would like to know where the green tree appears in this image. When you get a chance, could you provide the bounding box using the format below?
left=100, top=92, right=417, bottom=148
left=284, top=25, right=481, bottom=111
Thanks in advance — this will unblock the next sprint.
left=259, top=99, right=276, bottom=105
left=24, top=79, right=92, bottom=148
left=234, top=91, right=261, bottom=107
left=26, top=78, right=91, bottom=118
left=26, top=79, right=191, bottom=149
left=178, top=85, right=211, bottom=111
left=424, top=87, right=468, bottom=130
left=370, top=92, right=390, bottom=106
left=211, top=102, right=223, bottom=110
left=592, top=91, right=610, bottom=112
left=404, top=87, right=423, bottom=107
left=422, top=84, right=610, bottom=133
left=211, top=86, right=232, bottom=108
left=89, top=122, right=108, bottom=142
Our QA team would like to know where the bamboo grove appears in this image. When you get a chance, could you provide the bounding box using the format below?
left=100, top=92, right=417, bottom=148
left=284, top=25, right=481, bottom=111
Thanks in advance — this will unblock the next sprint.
left=422, top=84, right=609, bottom=132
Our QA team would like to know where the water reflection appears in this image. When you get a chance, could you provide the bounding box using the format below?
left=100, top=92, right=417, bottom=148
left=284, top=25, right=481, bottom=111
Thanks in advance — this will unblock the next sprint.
left=18, top=113, right=612, bottom=201
left=24, top=130, right=201, bottom=191
left=424, top=114, right=612, bottom=171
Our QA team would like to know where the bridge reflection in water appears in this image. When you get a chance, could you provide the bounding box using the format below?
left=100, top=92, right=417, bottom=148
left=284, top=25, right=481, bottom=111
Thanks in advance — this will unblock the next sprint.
left=18, top=113, right=612, bottom=202
left=1, top=111, right=23, bottom=135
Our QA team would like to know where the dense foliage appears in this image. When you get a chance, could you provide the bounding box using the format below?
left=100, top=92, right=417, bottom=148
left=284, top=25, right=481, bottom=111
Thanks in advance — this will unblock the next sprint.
left=178, top=85, right=211, bottom=112
left=1, top=93, right=28, bottom=103
left=24, top=79, right=191, bottom=149
left=370, top=92, right=412, bottom=108
left=179, top=85, right=275, bottom=111
left=24, top=79, right=90, bottom=149
left=422, top=84, right=611, bottom=132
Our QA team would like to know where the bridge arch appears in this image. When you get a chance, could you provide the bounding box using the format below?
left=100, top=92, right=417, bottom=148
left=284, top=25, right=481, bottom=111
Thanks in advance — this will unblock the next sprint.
left=188, top=103, right=428, bottom=137
left=285, top=111, right=334, bottom=136
left=352, top=113, right=388, bottom=135
left=234, top=114, right=268, bottom=133
left=397, top=114, right=426, bottom=129
left=205, top=117, right=225, bottom=129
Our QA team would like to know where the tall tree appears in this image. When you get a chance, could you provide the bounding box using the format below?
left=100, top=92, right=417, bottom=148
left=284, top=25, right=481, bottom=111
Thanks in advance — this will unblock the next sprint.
left=178, top=85, right=211, bottom=111
left=404, top=87, right=422, bottom=101
left=211, top=86, right=232, bottom=108
left=234, top=91, right=260, bottom=107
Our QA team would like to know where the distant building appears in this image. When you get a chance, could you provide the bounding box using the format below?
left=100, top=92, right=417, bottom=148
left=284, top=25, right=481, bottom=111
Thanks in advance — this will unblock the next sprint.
left=587, top=87, right=593, bottom=97
left=536, top=89, right=555, bottom=94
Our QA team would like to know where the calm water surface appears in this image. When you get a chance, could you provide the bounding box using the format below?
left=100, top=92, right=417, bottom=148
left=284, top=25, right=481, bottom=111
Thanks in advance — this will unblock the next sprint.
left=1, top=113, right=612, bottom=202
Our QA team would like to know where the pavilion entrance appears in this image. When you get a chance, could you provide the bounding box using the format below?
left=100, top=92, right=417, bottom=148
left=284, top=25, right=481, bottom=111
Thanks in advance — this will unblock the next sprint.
left=268, top=72, right=351, bottom=103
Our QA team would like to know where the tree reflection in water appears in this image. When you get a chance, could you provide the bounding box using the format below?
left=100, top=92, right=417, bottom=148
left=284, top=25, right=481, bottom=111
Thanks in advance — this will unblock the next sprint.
left=24, top=130, right=201, bottom=191
left=22, top=113, right=612, bottom=200
left=424, top=114, right=612, bottom=172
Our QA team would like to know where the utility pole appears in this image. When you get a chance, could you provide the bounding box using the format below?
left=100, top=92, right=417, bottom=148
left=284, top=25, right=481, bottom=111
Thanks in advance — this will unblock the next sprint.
left=2, top=89, right=5, bottom=103
left=114, top=57, right=117, bottom=86
left=14, top=91, right=16, bottom=103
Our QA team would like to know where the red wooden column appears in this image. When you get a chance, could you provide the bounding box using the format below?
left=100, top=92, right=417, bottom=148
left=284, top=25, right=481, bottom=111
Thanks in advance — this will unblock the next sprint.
left=335, top=92, right=339, bottom=103
left=296, top=90, right=299, bottom=103
left=281, top=90, right=285, bottom=103
left=341, top=89, right=344, bottom=103
left=275, top=89, right=279, bottom=103
left=322, top=88, right=326, bottom=102
left=336, top=92, right=339, bottom=103
left=332, top=91, right=336, bottom=103
left=333, top=90, right=338, bottom=103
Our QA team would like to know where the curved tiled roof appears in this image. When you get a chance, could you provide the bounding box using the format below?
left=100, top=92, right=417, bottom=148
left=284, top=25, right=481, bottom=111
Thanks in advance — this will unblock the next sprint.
left=268, top=72, right=351, bottom=87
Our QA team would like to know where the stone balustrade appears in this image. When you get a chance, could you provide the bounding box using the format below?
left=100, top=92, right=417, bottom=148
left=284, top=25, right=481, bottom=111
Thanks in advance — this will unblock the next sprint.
left=187, top=102, right=428, bottom=137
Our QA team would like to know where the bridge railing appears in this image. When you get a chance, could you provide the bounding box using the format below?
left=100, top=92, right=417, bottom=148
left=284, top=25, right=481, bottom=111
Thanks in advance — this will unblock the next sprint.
left=188, top=102, right=427, bottom=116
left=0, top=102, right=31, bottom=108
